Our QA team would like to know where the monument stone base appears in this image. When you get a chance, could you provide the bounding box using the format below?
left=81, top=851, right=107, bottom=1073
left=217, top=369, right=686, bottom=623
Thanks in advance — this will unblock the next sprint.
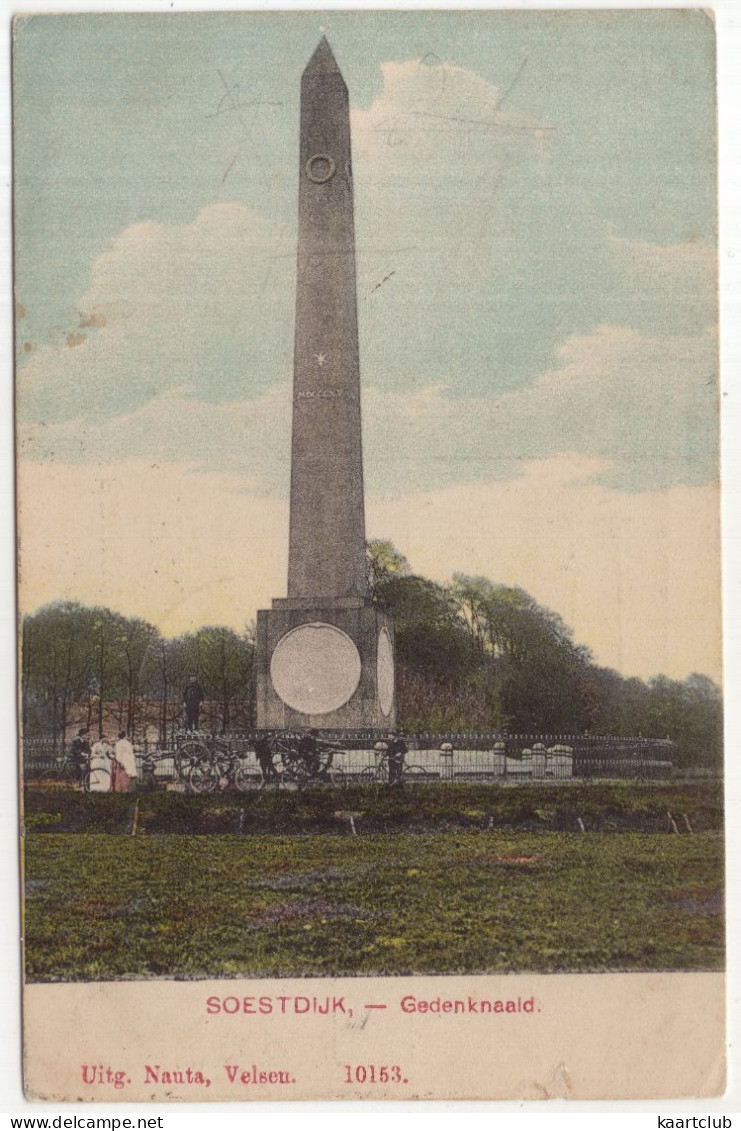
left=255, top=600, right=396, bottom=731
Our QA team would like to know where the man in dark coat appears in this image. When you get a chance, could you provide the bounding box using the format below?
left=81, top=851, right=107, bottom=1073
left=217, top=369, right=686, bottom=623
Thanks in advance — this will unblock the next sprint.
left=254, top=736, right=277, bottom=783
left=297, top=729, right=321, bottom=777
left=69, top=727, right=91, bottom=786
left=183, top=676, right=204, bottom=732
left=386, top=731, right=408, bottom=786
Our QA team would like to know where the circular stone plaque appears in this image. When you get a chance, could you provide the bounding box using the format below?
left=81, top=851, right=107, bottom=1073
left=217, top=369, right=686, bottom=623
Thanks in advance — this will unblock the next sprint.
left=270, top=622, right=361, bottom=715
left=306, top=153, right=336, bottom=184
left=377, top=627, right=394, bottom=717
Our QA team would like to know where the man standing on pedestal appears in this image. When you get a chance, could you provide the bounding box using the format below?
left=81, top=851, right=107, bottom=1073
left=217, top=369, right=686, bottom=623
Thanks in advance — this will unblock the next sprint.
left=183, top=675, right=204, bottom=732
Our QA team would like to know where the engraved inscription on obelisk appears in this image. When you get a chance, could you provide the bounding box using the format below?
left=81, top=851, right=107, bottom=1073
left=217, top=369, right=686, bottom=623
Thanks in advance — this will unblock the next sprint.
left=254, top=38, right=396, bottom=731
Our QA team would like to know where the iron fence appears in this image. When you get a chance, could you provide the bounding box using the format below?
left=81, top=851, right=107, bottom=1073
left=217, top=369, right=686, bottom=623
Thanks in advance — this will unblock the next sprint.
left=22, top=731, right=679, bottom=784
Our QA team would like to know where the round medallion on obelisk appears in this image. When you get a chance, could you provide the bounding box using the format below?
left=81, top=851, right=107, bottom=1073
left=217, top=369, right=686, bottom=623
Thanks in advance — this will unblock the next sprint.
left=270, top=622, right=361, bottom=715
left=306, top=154, right=336, bottom=183
left=377, top=627, right=394, bottom=717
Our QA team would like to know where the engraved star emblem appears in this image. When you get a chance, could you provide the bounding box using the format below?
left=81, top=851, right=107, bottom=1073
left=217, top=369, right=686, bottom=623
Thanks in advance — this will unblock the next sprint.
left=315, top=352, right=328, bottom=367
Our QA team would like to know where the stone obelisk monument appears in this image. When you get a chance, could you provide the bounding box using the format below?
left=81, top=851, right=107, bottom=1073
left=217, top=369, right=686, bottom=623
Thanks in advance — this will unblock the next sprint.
left=255, top=38, right=396, bottom=730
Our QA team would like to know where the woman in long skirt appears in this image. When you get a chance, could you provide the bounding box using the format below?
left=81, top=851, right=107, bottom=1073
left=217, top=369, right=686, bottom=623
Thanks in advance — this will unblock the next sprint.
left=113, top=731, right=137, bottom=792
left=88, top=736, right=112, bottom=792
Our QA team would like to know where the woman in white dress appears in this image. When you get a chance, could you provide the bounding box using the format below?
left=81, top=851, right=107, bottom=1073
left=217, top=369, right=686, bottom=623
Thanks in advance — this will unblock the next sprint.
left=113, top=731, right=138, bottom=792
left=88, top=735, right=112, bottom=792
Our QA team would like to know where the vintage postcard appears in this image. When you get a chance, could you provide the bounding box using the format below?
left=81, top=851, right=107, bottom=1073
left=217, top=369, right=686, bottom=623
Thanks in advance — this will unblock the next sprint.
left=14, top=10, right=724, bottom=1102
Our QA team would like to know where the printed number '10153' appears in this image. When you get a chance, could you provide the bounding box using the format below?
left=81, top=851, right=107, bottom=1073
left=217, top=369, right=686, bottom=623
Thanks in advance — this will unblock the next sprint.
left=343, top=1065, right=407, bottom=1084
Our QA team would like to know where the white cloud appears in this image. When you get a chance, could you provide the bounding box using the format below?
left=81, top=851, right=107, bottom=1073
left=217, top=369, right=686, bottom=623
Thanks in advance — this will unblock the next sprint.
left=17, top=454, right=721, bottom=683
left=16, top=60, right=717, bottom=500
left=608, top=229, right=716, bottom=294
left=352, top=58, right=550, bottom=170
left=17, top=203, right=294, bottom=423
left=20, top=320, right=718, bottom=497
left=18, top=383, right=292, bottom=494
left=350, top=56, right=552, bottom=292
left=507, top=323, right=719, bottom=488
left=362, top=323, right=719, bottom=494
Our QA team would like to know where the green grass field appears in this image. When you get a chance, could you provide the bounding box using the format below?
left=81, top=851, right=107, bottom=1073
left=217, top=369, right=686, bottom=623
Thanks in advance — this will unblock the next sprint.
left=25, top=828, right=724, bottom=981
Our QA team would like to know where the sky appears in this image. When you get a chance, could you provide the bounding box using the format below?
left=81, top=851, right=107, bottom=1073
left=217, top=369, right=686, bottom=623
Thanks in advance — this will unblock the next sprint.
left=13, top=10, right=721, bottom=682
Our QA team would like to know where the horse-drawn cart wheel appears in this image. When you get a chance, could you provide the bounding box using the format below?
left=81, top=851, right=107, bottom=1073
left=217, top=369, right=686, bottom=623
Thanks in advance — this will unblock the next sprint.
left=269, top=734, right=334, bottom=787
left=175, top=738, right=209, bottom=783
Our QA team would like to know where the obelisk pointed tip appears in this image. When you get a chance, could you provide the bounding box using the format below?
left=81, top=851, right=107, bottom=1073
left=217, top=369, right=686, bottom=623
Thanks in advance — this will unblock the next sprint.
left=304, top=36, right=342, bottom=77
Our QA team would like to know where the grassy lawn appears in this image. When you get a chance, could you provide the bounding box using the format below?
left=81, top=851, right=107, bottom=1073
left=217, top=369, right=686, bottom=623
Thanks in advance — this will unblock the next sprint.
left=24, top=829, right=724, bottom=981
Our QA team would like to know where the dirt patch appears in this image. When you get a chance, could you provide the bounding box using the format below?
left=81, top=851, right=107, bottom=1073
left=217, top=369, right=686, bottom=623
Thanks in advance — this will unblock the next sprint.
left=245, top=899, right=377, bottom=927
left=65, top=896, right=148, bottom=919
left=467, top=853, right=543, bottom=871
left=247, top=866, right=369, bottom=891
left=661, top=887, right=724, bottom=915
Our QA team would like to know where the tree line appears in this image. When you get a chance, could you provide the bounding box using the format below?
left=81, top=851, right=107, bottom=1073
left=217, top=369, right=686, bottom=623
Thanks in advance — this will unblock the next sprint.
left=20, top=541, right=723, bottom=768
left=368, top=541, right=722, bottom=770
left=21, top=605, right=254, bottom=749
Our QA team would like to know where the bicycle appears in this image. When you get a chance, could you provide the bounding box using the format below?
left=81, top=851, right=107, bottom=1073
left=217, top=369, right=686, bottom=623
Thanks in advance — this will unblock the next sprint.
left=82, top=764, right=113, bottom=793
left=187, top=739, right=257, bottom=794
left=358, top=752, right=430, bottom=786
left=38, top=756, right=86, bottom=790
left=38, top=757, right=111, bottom=793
